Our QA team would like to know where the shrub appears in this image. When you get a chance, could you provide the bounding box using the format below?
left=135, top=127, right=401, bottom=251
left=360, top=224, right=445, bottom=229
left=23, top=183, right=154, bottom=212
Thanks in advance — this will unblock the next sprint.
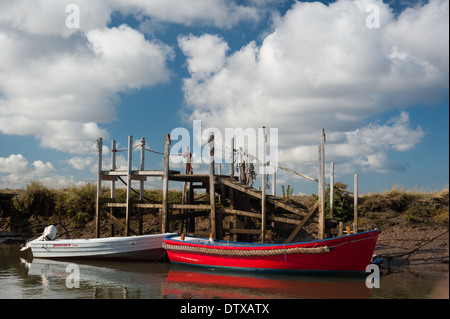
left=58, top=183, right=97, bottom=225
left=12, top=181, right=55, bottom=217
left=327, top=182, right=353, bottom=222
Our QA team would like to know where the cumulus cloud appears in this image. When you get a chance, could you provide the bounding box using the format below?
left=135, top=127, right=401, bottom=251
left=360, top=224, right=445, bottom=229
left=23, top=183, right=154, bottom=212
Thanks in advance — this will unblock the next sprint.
left=0, top=154, right=72, bottom=189
left=179, top=0, right=448, bottom=174
left=114, top=0, right=260, bottom=28
left=0, top=3, right=173, bottom=154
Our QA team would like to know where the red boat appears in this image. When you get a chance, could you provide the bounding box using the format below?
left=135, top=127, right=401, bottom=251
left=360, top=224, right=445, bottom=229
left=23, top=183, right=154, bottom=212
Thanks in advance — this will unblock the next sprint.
left=163, top=230, right=379, bottom=274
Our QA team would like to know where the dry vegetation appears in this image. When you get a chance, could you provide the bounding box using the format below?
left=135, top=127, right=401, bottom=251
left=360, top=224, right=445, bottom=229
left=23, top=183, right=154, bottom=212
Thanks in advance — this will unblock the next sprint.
left=1, top=182, right=448, bottom=240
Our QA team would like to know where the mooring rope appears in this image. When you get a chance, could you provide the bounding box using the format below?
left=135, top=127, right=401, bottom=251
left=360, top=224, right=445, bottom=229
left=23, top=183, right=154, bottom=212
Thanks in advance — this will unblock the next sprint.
left=162, top=243, right=330, bottom=256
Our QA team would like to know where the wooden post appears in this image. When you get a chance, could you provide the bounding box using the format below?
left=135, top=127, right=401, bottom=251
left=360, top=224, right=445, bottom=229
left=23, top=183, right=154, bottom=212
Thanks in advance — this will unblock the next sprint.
left=95, top=137, right=102, bottom=238
left=125, top=135, right=132, bottom=237
left=111, top=140, right=116, bottom=199
left=139, top=137, right=145, bottom=201
left=209, top=133, right=217, bottom=239
left=230, top=137, right=235, bottom=178
left=261, top=127, right=267, bottom=243
left=162, top=134, right=170, bottom=233
left=354, top=173, right=358, bottom=233
left=272, top=171, right=276, bottom=196
left=238, top=147, right=243, bottom=183
left=330, top=162, right=334, bottom=219
left=318, top=129, right=326, bottom=240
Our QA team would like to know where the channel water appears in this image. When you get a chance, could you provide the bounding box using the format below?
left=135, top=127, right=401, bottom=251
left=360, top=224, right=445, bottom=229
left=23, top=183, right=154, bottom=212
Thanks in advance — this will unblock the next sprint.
left=0, top=244, right=447, bottom=299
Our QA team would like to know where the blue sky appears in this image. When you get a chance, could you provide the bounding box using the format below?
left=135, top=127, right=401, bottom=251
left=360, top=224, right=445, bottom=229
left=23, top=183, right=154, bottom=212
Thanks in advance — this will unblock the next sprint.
left=0, top=0, right=448, bottom=195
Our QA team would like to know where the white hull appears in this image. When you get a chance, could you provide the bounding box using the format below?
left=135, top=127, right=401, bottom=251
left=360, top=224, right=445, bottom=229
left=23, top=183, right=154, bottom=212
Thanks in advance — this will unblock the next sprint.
left=26, top=233, right=175, bottom=261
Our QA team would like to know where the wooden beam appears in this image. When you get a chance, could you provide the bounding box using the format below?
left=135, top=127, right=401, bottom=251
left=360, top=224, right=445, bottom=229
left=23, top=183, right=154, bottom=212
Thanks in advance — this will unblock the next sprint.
left=140, top=137, right=145, bottom=200
left=218, top=177, right=312, bottom=219
left=222, top=208, right=301, bottom=225
left=354, top=173, right=358, bottom=233
left=318, top=129, right=326, bottom=240
left=95, top=137, right=102, bottom=238
left=169, top=210, right=210, bottom=220
left=261, top=126, right=266, bottom=243
left=162, top=134, right=170, bottom=233
left=285, top=201, right=319, bottom=244
left=125, top=135, right=132, bottom=237
left=330, top=162, right=334, bottom=219
left=229, top=229, right=261, bottom=235
left=209, top=133, right=219, bottom=239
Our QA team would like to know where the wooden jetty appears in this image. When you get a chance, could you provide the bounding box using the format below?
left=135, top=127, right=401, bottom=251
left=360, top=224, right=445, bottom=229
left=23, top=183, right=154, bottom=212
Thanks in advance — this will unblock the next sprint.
left=95, top=130, right=354, bottom=243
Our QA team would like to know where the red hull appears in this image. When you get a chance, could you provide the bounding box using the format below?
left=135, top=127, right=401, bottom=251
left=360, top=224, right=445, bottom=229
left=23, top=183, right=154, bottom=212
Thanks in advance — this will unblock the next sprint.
left=163, top=230, right=379, bottom=273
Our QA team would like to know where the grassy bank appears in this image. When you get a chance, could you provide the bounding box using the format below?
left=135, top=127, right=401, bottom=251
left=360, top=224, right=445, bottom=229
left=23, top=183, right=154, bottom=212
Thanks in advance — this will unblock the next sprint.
left=287, top=185, right=449, bottom=231
left=0, top=181, right=183, bottom=237
left=1, top=182, right=448, bottom=239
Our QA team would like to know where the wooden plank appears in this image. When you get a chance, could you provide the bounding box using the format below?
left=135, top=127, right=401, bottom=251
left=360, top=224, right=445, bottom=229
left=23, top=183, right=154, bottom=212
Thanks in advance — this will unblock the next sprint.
left=134, top=203, right=163, bottom=209
left=169, top=174, right=209, bottom=182
left=102, top=170, right=161, bottom=176
left=100, top=175, right=118, bottom=181
left=222, top=208, right=302, bottom=225
left=229, top=229, right=261, bottom=235
left=285, top=201, right=319, bottom=244
left=222, top=208, right=261, bottom=219
left=169, top=210, right=210, bottom=220
left=172, top=204, right=211, bottom=210
left=105, top=203, right=127, bottom=208
left=105, top=203, right=211, bottom=210
left=218, top=177, right=312, bottom=219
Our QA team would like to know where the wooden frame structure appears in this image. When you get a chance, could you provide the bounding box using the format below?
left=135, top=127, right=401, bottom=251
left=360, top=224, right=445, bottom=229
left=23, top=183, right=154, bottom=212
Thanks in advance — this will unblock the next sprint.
left=95, top=129, right=358, bottom=242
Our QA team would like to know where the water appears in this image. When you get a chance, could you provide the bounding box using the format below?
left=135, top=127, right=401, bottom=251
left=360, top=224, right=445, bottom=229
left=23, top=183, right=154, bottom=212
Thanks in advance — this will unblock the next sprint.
left=0, top=244, right=448, bottom=299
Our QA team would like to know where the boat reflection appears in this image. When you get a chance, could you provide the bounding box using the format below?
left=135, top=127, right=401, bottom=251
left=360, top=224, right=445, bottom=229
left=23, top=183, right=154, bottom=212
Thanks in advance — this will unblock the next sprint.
left=20, top=257, right=171, bottom=298
left=163, top=265, right=373, bottom=299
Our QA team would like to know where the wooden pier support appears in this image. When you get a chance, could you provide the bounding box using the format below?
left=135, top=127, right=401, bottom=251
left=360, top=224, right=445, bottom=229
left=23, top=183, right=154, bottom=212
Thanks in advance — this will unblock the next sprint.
left=162, top=134, right=170, bottom=233
left=261, top=127, right=267, bottom=243
left=354, top=173, right=358, bottom=233
left=125, top=135, right=133, bottom=236
left=318, top=129, right=326, bottom=240
left=209, top=133, right=219, bottom=239
left=330, top=162, right=334, bottom=219
left=95, top=137, right=102, bottom=238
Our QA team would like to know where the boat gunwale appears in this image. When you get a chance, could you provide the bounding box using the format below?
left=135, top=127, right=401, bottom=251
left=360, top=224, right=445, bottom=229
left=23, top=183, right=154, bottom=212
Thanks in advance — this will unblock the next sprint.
left=28, top=232, right=176, bottom=245
left=163, top=230, right=380, bottom=251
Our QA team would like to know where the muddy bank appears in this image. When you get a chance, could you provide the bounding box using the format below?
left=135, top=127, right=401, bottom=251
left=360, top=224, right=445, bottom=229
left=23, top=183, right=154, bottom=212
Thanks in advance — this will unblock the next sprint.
left=374, top=224, right=449, bottom=274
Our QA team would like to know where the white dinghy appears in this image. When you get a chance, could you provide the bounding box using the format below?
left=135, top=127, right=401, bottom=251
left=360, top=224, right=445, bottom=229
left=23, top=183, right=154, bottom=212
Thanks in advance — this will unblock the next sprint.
left=21, top=225, right=175, bottom=261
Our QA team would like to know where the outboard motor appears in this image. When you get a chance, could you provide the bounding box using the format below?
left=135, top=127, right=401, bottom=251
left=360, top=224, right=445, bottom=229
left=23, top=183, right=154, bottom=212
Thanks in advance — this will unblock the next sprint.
left=42, top=225, right=57, bottom=241
left=20, top=225, right=57, bottom=252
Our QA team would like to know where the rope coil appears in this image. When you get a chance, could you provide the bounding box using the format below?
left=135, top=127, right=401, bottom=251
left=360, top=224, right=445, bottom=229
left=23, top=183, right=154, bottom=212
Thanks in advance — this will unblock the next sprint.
left=162, top=243, right=330, bottom=256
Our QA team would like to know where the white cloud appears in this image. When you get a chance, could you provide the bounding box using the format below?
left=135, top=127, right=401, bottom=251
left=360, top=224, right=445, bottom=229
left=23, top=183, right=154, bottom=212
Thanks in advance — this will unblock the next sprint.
left=178, top=34, right=229, bottom=78
left=0, top=154, right=28, bottom=174
left=179, top=0, right=448, bottom=174
left=65, top=156, right=95, bottom=171
left=0, top=154, right=71, bottom=189
left=0, top=15, right=173, bottom=153
left=114, top=0, right=260, bottom=28
left=330, top=111, right=424, bottom=172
